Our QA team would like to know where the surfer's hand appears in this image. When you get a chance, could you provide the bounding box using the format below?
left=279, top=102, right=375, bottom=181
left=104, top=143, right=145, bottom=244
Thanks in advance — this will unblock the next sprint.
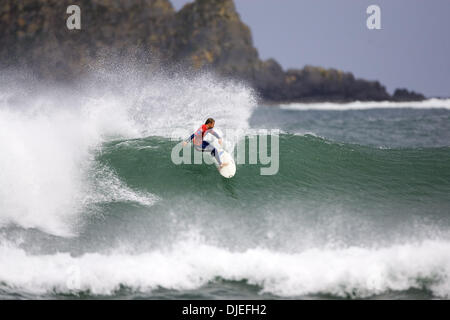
left=218, top=139, right=223, bottom=146
left=182, top=141, right=188, bottom=147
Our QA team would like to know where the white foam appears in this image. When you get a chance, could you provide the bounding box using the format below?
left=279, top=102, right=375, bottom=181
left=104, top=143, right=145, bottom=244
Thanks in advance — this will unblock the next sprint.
left=126, top=73, right=257, bottom=143
left=0, top=107, right=156, bottom=236
left=280, top=98, right=450, bottom=111
left=1, top=239, right=449, bottom=298
left=0, top=70, right=256, bottom=236
left=85, top=164, right=159, bottom=207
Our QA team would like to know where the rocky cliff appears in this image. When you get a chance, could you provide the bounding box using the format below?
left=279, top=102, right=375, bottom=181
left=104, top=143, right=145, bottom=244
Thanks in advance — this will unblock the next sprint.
left=0, top=0, right=425, bottom=102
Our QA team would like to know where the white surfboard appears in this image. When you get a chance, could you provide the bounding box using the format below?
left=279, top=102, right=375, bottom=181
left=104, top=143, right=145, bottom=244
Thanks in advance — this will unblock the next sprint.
left=216, top=149, right=236, bottom=178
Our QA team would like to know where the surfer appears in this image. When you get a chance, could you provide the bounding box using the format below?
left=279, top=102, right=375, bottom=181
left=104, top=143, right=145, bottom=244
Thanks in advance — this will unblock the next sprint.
left=183, top=118, right=229, bottom=169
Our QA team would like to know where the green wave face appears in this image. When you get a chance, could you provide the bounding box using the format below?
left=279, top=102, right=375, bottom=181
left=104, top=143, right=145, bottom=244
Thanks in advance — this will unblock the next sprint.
left=93, top=134, right=450, bottom=251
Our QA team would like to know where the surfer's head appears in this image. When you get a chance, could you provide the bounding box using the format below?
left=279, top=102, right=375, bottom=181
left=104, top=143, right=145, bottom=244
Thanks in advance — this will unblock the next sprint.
left=205, top=118, right=215, bottom=129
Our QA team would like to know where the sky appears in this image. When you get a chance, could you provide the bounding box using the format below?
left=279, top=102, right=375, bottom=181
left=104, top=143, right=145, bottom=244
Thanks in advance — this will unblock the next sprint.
left=171, top=0, right=450, bottom=98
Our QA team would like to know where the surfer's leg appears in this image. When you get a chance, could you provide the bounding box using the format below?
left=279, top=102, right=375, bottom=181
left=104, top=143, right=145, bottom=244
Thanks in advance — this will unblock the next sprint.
left=202, top=141, right=222, bottom=165
left=210, top=148, right=222, bottom=165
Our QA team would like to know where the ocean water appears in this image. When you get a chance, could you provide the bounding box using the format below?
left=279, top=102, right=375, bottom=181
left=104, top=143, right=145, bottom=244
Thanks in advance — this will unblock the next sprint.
left=0, top=69, right=450, bottom=300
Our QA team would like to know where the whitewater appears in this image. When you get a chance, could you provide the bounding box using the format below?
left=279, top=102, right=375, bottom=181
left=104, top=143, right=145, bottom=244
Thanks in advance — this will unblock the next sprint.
left=1, top=68, right=450, bottom=299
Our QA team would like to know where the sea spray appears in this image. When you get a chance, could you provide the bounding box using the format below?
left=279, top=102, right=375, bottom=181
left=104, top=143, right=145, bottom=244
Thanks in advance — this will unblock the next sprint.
left=1, top=68, right=450, bottom=300
left=0, top=68, right=257, bottom=236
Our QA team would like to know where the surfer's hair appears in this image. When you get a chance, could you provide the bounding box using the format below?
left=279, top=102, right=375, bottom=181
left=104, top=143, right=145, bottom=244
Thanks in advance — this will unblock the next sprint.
left=205, top=118, right=215, bottom=125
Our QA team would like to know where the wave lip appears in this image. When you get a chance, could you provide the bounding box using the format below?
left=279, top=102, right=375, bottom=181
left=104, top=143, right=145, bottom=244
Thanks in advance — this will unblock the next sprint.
left=0, top=69, right=256, bottom=236
left=0, top=105, right=157, bottom=237
left=1, top=240, right=449, bottom=298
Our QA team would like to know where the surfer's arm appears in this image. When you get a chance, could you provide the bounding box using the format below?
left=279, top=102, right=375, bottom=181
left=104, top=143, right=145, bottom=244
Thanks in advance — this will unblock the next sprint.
left=208, top=129, right=223, bottom=145
left=182, top=134, right=194, bottom=146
